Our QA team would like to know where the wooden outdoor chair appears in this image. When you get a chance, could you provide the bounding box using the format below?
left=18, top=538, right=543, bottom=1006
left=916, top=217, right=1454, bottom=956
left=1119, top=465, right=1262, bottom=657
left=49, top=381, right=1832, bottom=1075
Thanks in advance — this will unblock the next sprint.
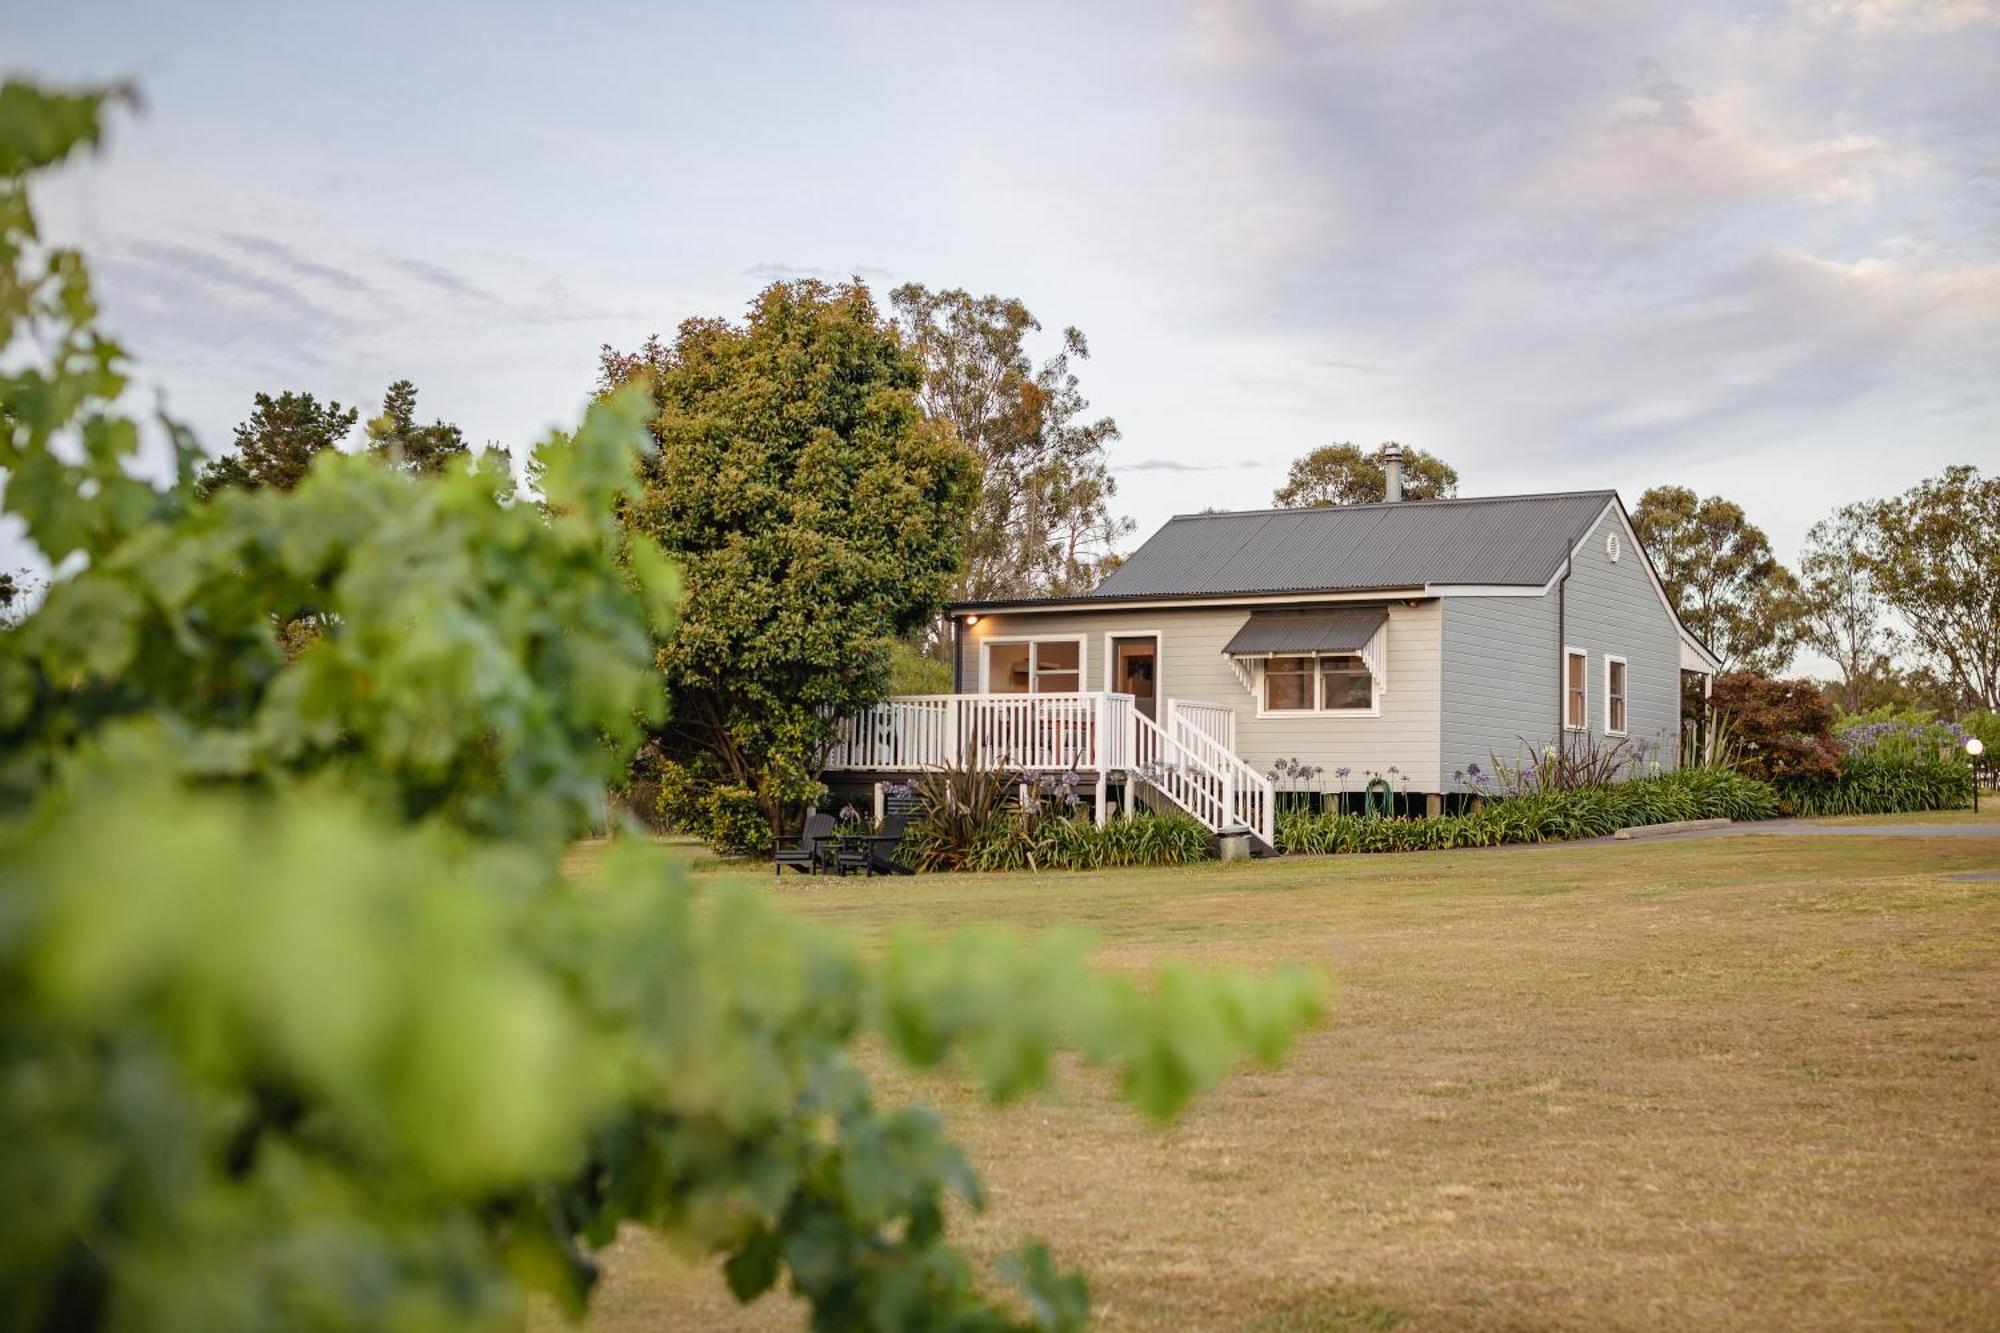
left=834, top=810, right=909, bottom=877
left=775, top=812, right=835, bottom=876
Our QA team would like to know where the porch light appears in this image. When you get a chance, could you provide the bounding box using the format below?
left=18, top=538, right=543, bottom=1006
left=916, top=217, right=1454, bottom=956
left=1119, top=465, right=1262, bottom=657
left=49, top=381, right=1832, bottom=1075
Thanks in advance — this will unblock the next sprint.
left=964, top=613, right=981, bottom=626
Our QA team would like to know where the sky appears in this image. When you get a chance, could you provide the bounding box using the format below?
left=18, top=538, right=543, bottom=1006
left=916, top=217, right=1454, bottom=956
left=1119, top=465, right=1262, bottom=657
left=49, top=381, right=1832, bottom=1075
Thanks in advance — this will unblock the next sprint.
left=8, top=0, right=1999, bottom=582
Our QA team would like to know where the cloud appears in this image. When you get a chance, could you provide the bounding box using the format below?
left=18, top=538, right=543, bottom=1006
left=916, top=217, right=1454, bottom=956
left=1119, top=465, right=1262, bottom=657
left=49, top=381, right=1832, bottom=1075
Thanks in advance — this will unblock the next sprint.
left=1793, top=0, right=2000, bottom=33
left=1119, top=458, right=1264, bottom=473
left=219, top=232, right=378, bottom=295
left=743, top=261, right=897, bottom=286
left=389, top=256, right=500, bottom=305
left=1159, top=0, right=2000, bottom=491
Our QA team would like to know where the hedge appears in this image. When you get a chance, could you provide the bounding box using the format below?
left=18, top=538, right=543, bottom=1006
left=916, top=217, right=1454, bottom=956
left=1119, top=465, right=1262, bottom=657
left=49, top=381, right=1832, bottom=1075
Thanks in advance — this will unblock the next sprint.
left=1275, top=767, right=1780, bottom=856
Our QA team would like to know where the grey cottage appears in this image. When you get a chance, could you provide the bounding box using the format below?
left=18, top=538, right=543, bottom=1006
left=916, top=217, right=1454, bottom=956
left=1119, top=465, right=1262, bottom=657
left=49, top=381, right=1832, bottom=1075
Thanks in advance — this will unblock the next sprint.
left=823, top=456, right=1721, bottom=851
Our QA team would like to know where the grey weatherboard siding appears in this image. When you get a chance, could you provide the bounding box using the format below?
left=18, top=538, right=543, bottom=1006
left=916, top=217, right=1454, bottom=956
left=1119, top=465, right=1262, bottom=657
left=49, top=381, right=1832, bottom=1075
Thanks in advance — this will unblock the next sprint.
left=1440, top=504, right=1682, bottom=781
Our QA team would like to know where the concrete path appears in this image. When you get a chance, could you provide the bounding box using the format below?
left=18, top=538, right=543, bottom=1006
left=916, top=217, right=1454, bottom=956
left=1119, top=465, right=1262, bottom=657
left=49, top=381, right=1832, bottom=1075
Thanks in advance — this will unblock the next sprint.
left=1651, top=818, right=2000, bottom=841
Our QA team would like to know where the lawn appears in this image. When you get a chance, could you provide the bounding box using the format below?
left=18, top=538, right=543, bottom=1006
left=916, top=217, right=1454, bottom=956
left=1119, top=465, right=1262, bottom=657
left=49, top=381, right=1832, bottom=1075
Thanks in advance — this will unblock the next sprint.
left=549, top=826, right=2000, bottom=1331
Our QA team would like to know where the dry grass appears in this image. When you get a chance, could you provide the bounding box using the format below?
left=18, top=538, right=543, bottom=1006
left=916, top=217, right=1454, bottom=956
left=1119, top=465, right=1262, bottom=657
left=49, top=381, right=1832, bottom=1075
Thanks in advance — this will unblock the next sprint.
left=547, top=830, right=2000, bottom=1331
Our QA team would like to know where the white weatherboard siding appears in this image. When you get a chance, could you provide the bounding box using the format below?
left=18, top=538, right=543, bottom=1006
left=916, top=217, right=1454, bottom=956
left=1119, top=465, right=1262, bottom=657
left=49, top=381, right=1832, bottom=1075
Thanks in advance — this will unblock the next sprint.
left=959, top=602, right=1443, bottom=791
left=1559, top=506, right=1682, bottom=764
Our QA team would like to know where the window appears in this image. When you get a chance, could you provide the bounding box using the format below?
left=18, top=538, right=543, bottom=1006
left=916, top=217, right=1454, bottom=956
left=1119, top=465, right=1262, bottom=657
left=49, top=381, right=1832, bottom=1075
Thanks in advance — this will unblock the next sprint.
left=985, top=638, right=1082, bottom=694
left=1319, top=655, right=1374, bottom=711
left=1564, top=648, right=1587, bottom=730
left=1605, top=656, right=1628, bottom=734
left=1033, top=639, right=1080, bottom=693
left=1263, top=655, right=1314, bottom=711
left=1261, top=654, right=1375, bottom=713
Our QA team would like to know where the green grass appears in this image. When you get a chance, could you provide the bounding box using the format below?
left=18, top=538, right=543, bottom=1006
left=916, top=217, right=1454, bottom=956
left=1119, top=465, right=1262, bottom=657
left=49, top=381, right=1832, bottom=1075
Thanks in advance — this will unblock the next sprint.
left=549, top=829, right=2000, bottom=1331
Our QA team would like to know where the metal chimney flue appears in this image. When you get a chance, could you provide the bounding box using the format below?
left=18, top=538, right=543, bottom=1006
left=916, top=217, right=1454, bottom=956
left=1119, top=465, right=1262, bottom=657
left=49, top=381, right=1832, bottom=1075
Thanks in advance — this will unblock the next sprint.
left=1382, top=442, right=1404, bottom=503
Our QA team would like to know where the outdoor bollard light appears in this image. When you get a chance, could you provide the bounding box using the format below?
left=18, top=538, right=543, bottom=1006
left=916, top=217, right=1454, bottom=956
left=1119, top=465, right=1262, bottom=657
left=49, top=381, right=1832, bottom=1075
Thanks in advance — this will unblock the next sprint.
left=1968, top=737, right=1986, bottom=814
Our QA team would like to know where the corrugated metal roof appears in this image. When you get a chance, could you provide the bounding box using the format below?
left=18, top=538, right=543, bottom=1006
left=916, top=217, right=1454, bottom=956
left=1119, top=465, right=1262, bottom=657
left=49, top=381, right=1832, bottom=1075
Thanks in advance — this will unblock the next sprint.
left=1222, top=608, right=1388, bottom=655
left=1088, top=491, right=1617, bottom=599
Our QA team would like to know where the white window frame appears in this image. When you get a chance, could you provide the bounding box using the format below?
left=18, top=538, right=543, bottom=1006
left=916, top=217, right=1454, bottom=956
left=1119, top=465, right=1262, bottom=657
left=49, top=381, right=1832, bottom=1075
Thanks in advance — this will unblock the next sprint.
left=1101, top=629, right=1164, bottom=705
left=1603, top=654, right=1628, bottom=736
left=1250, top=653, right=1383, bottom=719
left=1563, top=646, right=1588, bottom=732
left=979, top=634, right=1088, bottom=695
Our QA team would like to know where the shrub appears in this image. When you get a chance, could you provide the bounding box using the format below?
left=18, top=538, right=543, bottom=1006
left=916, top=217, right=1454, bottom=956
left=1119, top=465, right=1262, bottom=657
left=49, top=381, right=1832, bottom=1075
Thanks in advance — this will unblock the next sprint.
left=1709, top=672, right=1842, bottom=786
left=1782, top=715, right=1973, bottom=816
left=1273, top=766, right=1779, bottom=855
left=650, top=759, right=777, bottom=855
left=985, top=811, right=1212, bottom=872
left=900, top=751, right=1028, bottom=872
left=900, top=758, right=1213, bottom=872
left=1484, top=730, right=1664, bottom=796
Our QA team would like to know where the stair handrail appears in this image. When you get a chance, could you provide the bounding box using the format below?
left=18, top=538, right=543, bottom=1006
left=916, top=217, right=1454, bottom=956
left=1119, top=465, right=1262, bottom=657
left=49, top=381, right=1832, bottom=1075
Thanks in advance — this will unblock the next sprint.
left=1163, top=710, right=1275, bottom=847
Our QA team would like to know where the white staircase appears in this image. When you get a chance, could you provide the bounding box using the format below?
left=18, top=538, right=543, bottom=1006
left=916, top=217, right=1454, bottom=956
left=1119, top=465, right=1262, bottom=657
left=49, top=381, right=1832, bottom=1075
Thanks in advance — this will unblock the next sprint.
left=1130, top=708, right=1275, bottom=851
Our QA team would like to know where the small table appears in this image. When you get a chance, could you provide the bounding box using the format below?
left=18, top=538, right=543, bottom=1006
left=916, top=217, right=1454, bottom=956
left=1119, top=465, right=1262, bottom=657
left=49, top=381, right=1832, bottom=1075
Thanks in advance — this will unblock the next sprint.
left=829, top=831, right=912, bottom=876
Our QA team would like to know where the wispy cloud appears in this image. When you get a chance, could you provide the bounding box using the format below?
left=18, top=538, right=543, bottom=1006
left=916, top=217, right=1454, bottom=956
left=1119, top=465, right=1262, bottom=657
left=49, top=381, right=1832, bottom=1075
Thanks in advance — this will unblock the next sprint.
left=220, top=231, right=378, bottom=295
left=1119, top=458, right=1263, bottom=473
left=389, top=256, right=500, bottom=305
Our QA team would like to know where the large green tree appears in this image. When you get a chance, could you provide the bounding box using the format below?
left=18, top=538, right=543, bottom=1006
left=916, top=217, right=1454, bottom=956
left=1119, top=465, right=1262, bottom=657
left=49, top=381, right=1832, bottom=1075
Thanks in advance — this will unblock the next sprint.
left=1857, top=465, right=2000, bottom=710
left=889, top=284, right=1131, bottom=601
left=0, top=82, right=1319, bottom=1332
left=1632, top=485, right=1801, bottom=673
left=605, top=280, right=981, bottom=831
left=1796, top=503, right=1898, bottom=713
left=195, top=389, right=358, bottom=496
left=365, top=377, right=469, bottom=476
left=1272, top=441, right=1458, bottom=507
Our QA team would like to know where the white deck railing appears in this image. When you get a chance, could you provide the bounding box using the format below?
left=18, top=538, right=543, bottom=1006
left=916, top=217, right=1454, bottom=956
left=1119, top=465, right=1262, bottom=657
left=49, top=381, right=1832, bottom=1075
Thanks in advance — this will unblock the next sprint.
left=826, top=692, right=1275, bottom=847
left=1166, top=698, right=1234, bottom=754
left=825, top=692, right=1138, bottom=773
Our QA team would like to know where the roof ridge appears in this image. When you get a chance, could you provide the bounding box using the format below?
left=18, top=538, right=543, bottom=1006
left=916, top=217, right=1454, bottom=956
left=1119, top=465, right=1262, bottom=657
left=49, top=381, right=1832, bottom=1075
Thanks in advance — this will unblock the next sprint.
left=1168, top=489, right=1618, bottom=521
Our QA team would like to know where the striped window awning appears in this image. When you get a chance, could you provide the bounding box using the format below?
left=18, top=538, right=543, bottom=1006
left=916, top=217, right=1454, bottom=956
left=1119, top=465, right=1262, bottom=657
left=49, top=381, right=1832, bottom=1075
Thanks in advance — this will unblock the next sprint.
left=1222, top=607, right=1391, bottom=700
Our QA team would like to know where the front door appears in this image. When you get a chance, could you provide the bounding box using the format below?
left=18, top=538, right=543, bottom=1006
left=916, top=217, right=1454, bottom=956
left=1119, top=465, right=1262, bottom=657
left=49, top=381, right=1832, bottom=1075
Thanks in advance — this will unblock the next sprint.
left=1111, top=636, right=1158, bottom=720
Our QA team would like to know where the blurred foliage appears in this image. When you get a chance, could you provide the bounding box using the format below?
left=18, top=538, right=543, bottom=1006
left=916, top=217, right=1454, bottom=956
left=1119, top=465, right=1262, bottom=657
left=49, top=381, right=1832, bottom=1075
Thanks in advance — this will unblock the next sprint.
left=0, top=80, right=1324, bottom=1331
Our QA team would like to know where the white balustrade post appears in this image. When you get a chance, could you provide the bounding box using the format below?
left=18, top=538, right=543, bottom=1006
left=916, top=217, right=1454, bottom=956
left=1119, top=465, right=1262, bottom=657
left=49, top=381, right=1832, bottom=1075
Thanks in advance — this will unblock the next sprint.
left=1223, top=770, right=1236, bottom=832
left=1094, top=691, right=1108, bottom=773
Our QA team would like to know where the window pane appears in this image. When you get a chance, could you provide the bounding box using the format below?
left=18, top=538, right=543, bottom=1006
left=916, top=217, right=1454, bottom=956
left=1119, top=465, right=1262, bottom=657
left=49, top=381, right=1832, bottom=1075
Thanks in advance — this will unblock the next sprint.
left=1320, top=656, right=1373, bottom=710
left=1035, top=672, right=1080, bottom=694
left=1264, top=656, right=1313, bottom=710
left=1609, top=660, right=1627, bottom=731
left=1036, top=640, right=1079, bottom=672
left=1568, top=653, right=1585, bottom=691
left=988, top=642, right=1030, bottom=693
left=1566, top=652, right=1585, bottom=728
